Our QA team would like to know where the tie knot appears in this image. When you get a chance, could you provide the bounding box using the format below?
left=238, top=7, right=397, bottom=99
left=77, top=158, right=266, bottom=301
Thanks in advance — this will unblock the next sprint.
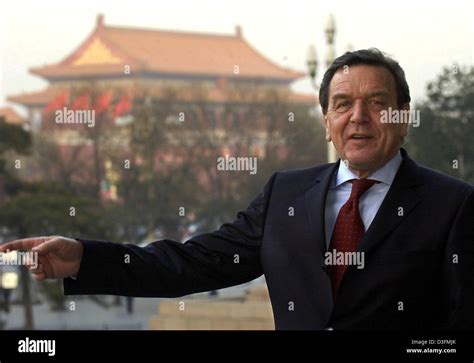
left=349, top=178, right=378, bottom=200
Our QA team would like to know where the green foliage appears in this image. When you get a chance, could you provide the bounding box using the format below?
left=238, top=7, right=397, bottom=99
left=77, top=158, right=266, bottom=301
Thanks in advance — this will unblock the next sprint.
left=0, top=117, right=31, bottom=183
left=405, top=65, right=474, bottom=183
left=0, top=116, right=116, bottom=313
left=0, top=182, right=113, bottom=238
left=0, top=117, right=31, bottom=156
left=117, top=87, right=325, bottom=234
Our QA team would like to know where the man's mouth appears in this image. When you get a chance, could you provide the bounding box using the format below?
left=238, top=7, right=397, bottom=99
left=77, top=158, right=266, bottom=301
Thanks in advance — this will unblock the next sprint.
left=348, top=134, right=374, bottom=140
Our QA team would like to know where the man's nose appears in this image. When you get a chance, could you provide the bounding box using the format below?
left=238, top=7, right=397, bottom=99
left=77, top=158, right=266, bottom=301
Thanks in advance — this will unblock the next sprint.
left=349, top=100, right=369, bottom=124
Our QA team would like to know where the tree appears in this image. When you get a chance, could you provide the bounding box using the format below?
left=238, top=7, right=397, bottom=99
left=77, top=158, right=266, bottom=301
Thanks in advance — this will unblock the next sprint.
left=405, top=64, right=474, bottom=184
left=0, top=117, right=116, bottom=327
left=0, top=117, right=34, bottom=329
left=117, top=83, right=325, bottom=236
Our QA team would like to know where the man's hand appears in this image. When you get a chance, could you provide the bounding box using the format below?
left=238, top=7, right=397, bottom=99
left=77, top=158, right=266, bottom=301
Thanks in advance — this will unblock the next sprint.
left=0, top=236, right=83, bottom=281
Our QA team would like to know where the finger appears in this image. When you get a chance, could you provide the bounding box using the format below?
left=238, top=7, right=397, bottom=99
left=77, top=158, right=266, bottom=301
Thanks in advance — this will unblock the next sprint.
left=23, top=252, right=37, bottom=266
left=0, top=237, right=49, bottom=253
left=29, top=263, right=44, bottom=274
left=32, top=272, right=46, bottom=281
left=32, top=238, right=63, bottom=255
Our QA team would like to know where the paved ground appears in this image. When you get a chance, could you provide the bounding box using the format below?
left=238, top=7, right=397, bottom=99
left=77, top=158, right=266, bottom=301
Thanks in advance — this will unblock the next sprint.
left=0, top=277, right=264, bottom=330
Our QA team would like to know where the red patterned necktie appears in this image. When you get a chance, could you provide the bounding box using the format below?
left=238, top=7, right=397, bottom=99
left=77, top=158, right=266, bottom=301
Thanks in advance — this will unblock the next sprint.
left=328, top=178, right=378, bottom=298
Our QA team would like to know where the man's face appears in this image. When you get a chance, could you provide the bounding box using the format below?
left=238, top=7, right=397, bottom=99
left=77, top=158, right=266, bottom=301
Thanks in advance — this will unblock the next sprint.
left=323, top=64, right=409, bottom=174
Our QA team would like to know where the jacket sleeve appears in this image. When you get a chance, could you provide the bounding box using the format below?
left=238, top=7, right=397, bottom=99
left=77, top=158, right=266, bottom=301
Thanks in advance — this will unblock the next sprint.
left=63, top=173, right=277, bottom=297
left=439, top=187, right=474, bottom=329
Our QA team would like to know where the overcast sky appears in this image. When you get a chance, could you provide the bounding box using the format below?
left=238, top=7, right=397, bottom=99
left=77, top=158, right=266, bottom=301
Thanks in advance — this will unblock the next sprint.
left=1, top=0, right=473, bottom=112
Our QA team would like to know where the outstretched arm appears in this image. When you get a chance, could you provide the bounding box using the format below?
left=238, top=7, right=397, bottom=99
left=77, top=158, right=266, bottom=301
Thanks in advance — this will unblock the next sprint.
left=1, top=173, right=277, bottom=298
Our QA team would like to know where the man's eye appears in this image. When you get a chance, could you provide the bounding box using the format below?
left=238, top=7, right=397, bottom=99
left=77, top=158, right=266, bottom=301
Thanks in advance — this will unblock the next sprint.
left=370, top=100, right=386, bottom=106
left=336, top=101, right=351, bottom=110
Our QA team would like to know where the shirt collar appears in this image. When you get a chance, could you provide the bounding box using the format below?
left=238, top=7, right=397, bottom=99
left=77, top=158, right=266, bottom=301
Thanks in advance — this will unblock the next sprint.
left=332, top=150, right=403, bottom=188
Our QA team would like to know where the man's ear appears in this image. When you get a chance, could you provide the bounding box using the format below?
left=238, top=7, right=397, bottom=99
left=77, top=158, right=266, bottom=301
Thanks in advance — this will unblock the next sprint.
left=323, top=113, right=332, bottom=142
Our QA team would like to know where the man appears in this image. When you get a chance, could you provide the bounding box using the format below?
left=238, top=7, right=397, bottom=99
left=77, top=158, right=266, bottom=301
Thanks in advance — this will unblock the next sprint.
left=1, top=49, right=473, bottom=330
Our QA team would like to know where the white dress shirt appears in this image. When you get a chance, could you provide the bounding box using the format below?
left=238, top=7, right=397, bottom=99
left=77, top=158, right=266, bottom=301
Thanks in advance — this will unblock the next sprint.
left=324, top=150, right=403, bottom=247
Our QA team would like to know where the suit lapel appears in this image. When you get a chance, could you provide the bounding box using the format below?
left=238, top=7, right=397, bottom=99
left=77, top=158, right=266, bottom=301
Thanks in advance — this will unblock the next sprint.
left=330, top=150, right=426, bottom=324
left=302, top=161, right=339, bottom=321
left=303, top=150, right=424, bottom=258
left=304, top=161, right=340, bottom=256
left=356, top=150, right=424, bottom=255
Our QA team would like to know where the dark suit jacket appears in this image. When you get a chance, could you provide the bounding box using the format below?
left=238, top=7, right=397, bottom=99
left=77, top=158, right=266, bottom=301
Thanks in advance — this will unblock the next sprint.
left=64, top=149, right=474, bottom=330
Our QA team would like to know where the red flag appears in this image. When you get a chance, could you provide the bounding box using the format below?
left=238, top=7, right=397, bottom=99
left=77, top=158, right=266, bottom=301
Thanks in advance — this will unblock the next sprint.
left=43, top=90, right=69, bottom=115
left=93, top=91, right=112, bottom=114
left=71, top=94, right=90, bottom=110
left=113, top=95, right=132, bottom=118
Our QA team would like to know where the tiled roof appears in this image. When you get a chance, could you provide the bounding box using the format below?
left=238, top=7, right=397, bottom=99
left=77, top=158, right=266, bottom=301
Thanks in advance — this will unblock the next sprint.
left=8, top=88, right=62, bottom=107
left=30, top=15, right=304, bottom=82
left=0, top=106, right=25, bottom=124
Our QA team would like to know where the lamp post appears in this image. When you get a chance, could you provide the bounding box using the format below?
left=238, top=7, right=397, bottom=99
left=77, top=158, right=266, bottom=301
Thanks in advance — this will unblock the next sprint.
left=306, top=14, right=339, bottom=163
left=306, top=45, right=318, bottom=90
left=0, top=266, right=19, bottom=329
